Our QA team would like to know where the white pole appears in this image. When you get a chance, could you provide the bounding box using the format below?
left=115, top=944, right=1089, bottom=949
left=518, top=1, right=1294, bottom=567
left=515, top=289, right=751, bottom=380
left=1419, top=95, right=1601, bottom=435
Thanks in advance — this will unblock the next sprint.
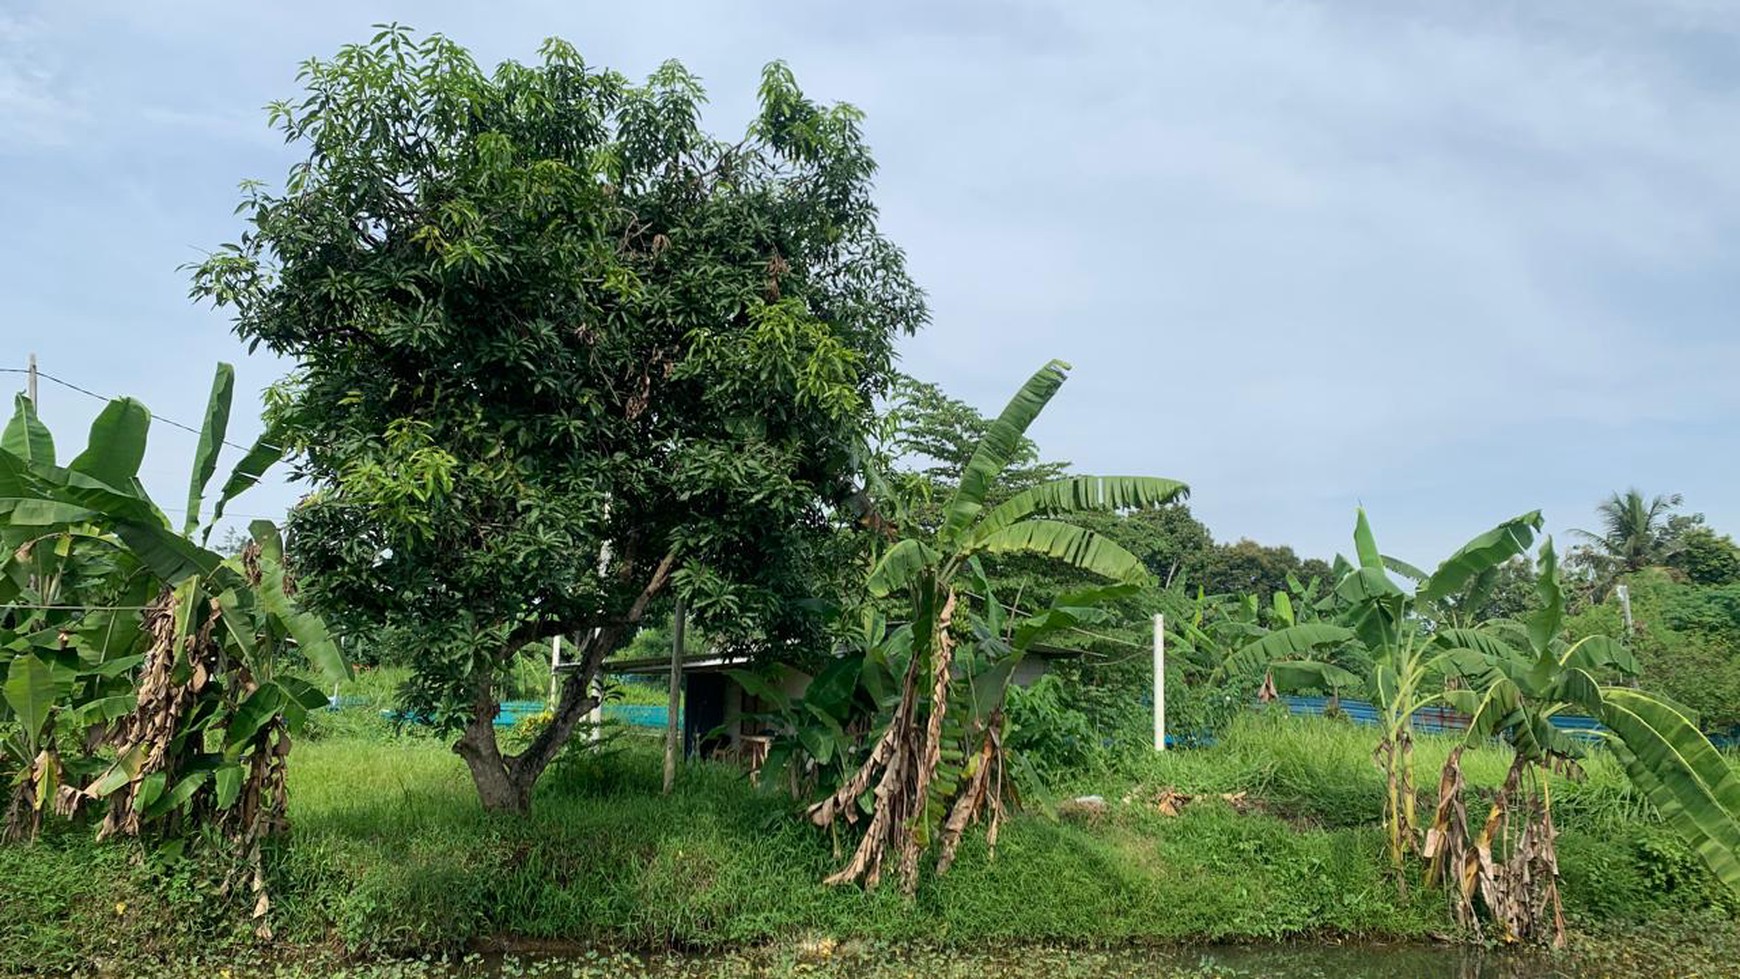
left=589, top=673, right=603, bottom=744
left=1154, top=613, right=1166, bottom=752
left=1616, top=584, right=1635, bottom=635
left=26, top=352, right=38, bottom=405
left=549, top=635, right=561, bottom=707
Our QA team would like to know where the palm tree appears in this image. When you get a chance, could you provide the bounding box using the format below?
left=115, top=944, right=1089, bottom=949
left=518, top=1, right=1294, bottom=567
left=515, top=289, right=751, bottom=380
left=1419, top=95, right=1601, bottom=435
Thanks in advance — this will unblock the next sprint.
left=1570, top=489, right=1684, bottom=594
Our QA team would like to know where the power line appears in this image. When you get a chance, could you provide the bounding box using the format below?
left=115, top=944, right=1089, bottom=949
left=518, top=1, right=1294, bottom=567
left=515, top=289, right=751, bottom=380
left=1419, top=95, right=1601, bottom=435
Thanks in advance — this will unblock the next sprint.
left=0, top=366, right=282, bottom=454
left=5, top=603, right=157, bottom=612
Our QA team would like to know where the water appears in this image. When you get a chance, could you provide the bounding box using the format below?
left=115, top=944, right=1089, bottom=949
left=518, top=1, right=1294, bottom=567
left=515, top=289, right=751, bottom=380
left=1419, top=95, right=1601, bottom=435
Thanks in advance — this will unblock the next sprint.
left=433, top=941, right=1686, bottom=979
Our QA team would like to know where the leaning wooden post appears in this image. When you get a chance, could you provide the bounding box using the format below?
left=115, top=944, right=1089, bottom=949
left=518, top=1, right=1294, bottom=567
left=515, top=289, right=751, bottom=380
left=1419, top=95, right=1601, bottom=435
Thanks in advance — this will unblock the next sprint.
left=1154, top=613, right=1166, bottom=752
left=663, top=597, right=686, bottom=794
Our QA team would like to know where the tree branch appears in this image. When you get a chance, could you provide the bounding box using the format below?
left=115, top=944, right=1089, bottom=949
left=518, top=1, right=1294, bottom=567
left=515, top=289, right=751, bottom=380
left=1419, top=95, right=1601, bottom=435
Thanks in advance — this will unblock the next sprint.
left=508, top=548, right=680, bottom=783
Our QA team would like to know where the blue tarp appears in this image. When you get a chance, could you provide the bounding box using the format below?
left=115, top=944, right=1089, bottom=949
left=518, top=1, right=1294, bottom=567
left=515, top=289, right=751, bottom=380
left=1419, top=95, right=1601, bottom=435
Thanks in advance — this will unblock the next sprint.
left=373, top=699, right=678, bottom=728
left=1274, top=695, right=1609, bottom=744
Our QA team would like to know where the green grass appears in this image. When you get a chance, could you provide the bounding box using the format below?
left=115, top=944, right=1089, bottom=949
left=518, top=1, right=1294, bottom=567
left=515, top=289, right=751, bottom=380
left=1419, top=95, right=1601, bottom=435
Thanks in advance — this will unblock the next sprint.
left=0, top=710, right=1732, bottom=975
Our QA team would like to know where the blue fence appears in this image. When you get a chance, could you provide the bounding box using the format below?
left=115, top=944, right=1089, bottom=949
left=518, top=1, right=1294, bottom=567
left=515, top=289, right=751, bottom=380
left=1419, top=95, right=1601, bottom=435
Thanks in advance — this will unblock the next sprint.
left=374, top=699, right=677, bottom=729
left=1274, top=695, right=1609, bottom=744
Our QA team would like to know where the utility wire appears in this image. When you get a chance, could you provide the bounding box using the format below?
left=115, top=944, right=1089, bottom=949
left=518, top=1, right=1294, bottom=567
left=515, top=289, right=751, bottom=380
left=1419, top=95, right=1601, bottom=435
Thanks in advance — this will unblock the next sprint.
left=1, top=366, right=283, bottom=454
left=4, top=603, right=157, bottom=612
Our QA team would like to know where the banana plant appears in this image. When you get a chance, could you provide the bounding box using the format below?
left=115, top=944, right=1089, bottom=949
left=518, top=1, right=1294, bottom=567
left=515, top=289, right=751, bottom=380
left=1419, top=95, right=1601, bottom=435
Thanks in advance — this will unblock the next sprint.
left=1430, top=536, right=1740, bottom=944
left=0, top=364, right=345, bottom=920
left=1223, top=508, right=1546, bottom=882
left=805, top=360, right=1188, bottom=891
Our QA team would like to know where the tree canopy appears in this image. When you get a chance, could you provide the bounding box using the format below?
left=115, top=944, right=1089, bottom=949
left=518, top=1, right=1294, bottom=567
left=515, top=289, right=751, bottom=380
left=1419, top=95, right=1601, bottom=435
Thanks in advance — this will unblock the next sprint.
left=191, top=27, right=926, bottom=811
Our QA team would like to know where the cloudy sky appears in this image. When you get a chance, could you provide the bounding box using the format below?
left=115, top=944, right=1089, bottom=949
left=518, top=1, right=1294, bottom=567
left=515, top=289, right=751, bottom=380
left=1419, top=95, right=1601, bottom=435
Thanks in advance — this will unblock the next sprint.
left=4, top=1, right=1737, bottom=564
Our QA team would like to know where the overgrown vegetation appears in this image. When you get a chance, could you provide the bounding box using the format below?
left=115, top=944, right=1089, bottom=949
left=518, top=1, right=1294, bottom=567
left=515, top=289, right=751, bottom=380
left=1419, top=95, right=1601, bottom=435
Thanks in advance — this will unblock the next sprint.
left=0, top=368, right=347, bottom=936
left=1, top=709, right=1730, bottom=974
left=6, top=24, right=1740, bottom=978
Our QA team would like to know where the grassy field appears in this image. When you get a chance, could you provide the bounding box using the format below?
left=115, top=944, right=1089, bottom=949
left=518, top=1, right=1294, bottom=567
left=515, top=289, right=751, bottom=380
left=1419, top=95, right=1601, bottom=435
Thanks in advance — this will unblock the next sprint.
left=0, top=691, right=1733, bottom=975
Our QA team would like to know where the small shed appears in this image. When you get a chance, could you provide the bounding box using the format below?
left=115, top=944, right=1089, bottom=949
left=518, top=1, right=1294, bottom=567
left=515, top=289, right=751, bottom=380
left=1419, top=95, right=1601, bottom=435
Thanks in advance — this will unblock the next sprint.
left=603, top=644, right=1080, bottom=762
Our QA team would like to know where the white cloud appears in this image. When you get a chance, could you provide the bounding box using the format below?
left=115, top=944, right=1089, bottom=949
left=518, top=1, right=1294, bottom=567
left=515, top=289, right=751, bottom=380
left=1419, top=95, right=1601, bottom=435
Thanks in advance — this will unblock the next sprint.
left=3, top=0, right=1738, bottom=561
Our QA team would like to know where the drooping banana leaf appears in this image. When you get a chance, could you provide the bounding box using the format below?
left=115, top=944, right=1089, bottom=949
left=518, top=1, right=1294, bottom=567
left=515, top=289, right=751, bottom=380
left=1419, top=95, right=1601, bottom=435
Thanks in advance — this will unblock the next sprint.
left=1598, top=688, right=1740, bottom=896
left=1417, top=511, right=1542, bottom=603
left=1221, top=623, right=1356, bottom=679
left=1270, top=660, right=1362, bottom=693
left=1431, top=627, right=1525, bottom=664
left=1382, top=555, right=1428, bottom=583
left=970, top=475, right=1188, bottom=543
left=3, top=653, right=72, bottom=750
left=972, top=519, right=1149, bottom=583
left=867, top=538, right=939, bottom=598
left=1558, top=635, right=1639, bottom=676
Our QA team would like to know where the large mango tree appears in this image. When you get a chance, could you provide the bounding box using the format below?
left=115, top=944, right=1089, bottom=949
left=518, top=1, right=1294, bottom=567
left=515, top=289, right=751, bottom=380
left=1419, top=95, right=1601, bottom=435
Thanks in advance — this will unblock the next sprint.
left=0, top=366, right=346, bottom=934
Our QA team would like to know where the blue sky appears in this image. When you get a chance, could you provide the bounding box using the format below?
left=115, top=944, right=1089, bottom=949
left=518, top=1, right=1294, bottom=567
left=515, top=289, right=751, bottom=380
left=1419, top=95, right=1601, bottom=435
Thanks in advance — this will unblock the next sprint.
left=3, top=1, right=1738, bottom=564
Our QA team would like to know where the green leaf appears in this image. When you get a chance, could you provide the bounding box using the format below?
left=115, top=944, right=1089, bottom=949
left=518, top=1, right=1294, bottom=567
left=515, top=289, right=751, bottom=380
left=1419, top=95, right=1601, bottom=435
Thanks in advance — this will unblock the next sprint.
left=1353, top=508, right=1384, bottom=572
left=1381, top=555, right=1428, bottom=583
left=2, top=394, right=54, bottom=466
left=224, top=684, right=287, bottom=754
left=1560, top=634, right=1638, bottom=676
left=69, top=398, right=151, bottom=489
left=967, top=655, right=1023, bottom=721
left=1271, top=590, right=1295, bottom=628
left=1431, top=627, right=1524, bottom=664
left=803, top=655, right=861, bottom=720
left=82, top=744, right=143, bottom=799
left=276, top=675, right=332, bottom=713
left=1527, top=536, right=1565, bottom=656
left=973, top=519, right=1151, bottom=583
left=205, top=426, right=285, bottom=544
left=112, top=521, right=223, bottom=585
left=4, top=653, right=71, bottom=749
left=1599, top=688, right=1740, bottom=897
left=73, top=694, right=138, bottom=725
left=92, top=654, right=146, bottom=678
left=1426, top=647, right=1515, bottom=695
left=134, top=771, right=167, bottom=812
left=184, top=363, right=236, bottom=535
left=866, top=538, right=939, bottom=598
left=971, top=475, right=1188, bottom=544
left=1222, top=623, right=1356, bottom=679
left=938, top=360, right=1070, bottom=545
left=254, top=548, right=350, bottom=683
left=725, top=669, right=791, bottom=712
left=1270, top=660, right=1361, bottom=693
left=1419, top=511, right=1542, bottom=603
left=151, top=771, right=211, bottom=815
left=1335, top=566, right=1404, bottom=606
left=214, top=764, right=244, bottom=809
left=3, top=499, right=98, bottom=526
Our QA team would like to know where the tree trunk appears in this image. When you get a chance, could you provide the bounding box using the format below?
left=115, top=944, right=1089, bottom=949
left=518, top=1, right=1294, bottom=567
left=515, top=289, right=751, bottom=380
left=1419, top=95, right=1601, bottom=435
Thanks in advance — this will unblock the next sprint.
left=451, top=550, right=679, bottom=814
left=452, top=664, right=606, bottom=815
left=452, top=681, right=532, bottom=813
